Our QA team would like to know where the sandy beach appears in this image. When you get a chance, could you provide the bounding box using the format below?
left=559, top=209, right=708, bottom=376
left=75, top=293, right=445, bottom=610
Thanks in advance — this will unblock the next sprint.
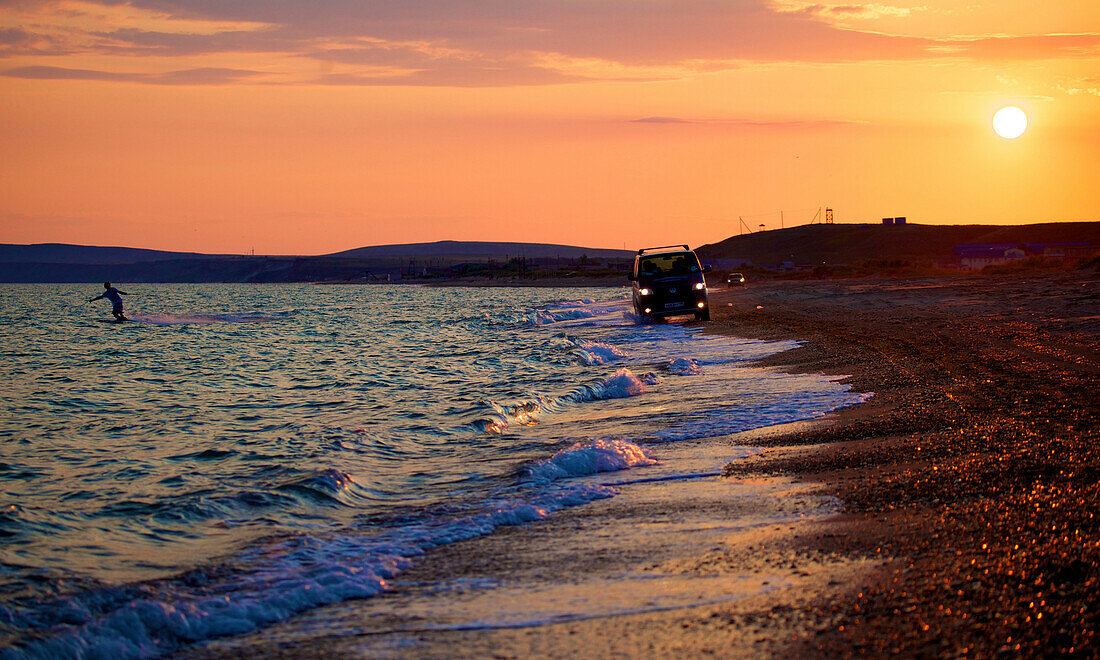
left=177, top=270, right=1099, bottom=659
left=715, top=271, right=1099, bottom=656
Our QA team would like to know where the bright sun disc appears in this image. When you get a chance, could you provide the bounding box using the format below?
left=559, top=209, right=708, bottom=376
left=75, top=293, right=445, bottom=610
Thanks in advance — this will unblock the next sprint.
left=992, top=106, right=1027, bottom=139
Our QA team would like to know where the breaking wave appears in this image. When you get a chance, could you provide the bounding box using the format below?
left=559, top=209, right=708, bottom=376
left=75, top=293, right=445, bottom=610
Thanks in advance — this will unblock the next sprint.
left=666, top=357, right=702, bottom=375
left=525, top=439, right=656, bottom=483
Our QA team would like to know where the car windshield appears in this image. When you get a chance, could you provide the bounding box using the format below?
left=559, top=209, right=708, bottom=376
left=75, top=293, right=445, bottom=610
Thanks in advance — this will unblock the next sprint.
left=638, top=252, right=700, bottom=276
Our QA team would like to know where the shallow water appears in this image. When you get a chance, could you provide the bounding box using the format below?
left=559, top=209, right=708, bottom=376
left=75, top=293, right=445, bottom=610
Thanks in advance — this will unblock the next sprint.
left=0, top=284, right=866, bottom=657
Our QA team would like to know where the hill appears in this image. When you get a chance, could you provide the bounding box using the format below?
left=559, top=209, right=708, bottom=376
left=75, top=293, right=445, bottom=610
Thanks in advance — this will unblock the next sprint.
left=327, top=240, right=632, bottom=260
left=0, top=240, right=633, bottom=283
left=696, top=222, right=1100, bottom=267
left=0, top=243, right=224, bottom=265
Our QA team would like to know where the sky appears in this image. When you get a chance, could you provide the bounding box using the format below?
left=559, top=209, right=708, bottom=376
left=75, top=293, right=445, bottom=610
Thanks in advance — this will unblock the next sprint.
left=1, top=1, right=1098, bottom=254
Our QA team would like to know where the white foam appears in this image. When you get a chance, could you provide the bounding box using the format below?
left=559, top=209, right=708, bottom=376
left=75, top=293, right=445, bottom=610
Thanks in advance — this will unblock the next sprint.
left=666, top=357, right=702, bottom=375
left=572, top=339, right=628, bottom=366
left=528, top=307, right=599, bottom=326
left=4, top=484, right=616, bottom=660
left=475, top=400, right=542, bottom=434
left=573, top=368, right=659, bottom=401
left=526, top=439, right=656, bottom=483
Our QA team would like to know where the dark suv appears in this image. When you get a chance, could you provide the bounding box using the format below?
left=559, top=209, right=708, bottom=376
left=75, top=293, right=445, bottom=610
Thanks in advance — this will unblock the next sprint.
left=628, top=245, right=711, bottom=321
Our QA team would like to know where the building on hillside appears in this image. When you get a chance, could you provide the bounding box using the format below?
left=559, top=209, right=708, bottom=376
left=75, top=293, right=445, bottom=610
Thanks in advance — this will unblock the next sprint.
left=954, top=242, right=1095, bottom=270
left=1032, top=243, right=1096, bottom=261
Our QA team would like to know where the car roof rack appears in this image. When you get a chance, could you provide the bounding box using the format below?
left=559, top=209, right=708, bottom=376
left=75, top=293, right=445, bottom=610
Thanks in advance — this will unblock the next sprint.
left=637, top=244, right=690, bottom=255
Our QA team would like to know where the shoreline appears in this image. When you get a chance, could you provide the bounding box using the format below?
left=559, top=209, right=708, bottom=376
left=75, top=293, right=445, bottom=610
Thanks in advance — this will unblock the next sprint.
left=179, top=427, right=878, bottom=659
left=179, top=271, right=1098, bottom=658
left=316, top=275, right=629, bottom=288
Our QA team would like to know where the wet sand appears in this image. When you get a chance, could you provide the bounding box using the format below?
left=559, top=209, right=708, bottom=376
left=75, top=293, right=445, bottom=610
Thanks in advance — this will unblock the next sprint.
left=180, top=271, right=1099, bottom=658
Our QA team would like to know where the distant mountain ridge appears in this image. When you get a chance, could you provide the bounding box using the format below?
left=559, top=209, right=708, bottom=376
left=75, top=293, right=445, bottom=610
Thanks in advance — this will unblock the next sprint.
left=328, top=240, right=632, bottom=259
left=1, top=240, right=632, bottom=265
left=0, top=240, right=634, bottom=282
left=0, top=243, right=224, bottom=265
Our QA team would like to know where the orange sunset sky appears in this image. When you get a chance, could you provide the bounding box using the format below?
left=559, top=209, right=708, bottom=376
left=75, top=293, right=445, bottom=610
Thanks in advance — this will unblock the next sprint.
left=2, top=1, right=1098, bottom=255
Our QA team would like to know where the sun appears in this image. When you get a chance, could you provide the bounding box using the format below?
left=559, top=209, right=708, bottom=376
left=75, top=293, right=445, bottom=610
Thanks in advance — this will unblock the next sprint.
left=992, top=106, right=1028, bottom=139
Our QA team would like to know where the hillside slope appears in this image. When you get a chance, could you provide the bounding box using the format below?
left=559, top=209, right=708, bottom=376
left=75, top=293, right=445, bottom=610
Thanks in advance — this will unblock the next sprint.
left=0, top=240, right=633, bottom=282
left=0, top=243, right=220, bottom=264
left=327, top=240, right=632, bottom=260
left=696, top=222, right=1100, bottom=266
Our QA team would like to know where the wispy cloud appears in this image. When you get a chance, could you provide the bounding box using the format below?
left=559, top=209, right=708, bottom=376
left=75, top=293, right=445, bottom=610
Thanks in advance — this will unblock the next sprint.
left=1, top=1, right=1097, bottom=87
left=309, top=65, right=585, bottom=88
left=2, top=65, right=266, bottom=84
left=631, top=116, right=696, bottom=124
left=629, top=116, right=866, bottom=128
left=1059, top=75, right=1100, bottom=97
left=946, top=33, right=1100, bottom=60
left=770, top=1, right=922, bottom=20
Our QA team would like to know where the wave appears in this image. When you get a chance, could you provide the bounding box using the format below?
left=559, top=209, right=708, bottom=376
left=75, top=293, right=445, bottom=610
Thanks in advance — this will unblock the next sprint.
left=666, top=357, right=702, bottom=375
left=465, top=367, right=658, bottom=435
left=564, top=368, right=660, bottom=403
left=570, top=338, right=628, bottom=366
left=525, top=439, right=656, bottom=483
left=463, top=399, right=544, bottom=435
left=527, top=307, right=599, bottom=326
left=273, top=468, right=381, bottom=507
left=1, top=484, right=616, bottom=660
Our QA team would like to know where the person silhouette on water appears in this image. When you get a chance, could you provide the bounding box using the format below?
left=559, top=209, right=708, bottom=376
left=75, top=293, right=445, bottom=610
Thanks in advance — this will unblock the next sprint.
left=91, top=281, right=129, bottom=321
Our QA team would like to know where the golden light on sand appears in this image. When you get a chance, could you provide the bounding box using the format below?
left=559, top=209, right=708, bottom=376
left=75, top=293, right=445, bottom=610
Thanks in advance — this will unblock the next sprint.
left=992, top=106, right=1028, bottom=139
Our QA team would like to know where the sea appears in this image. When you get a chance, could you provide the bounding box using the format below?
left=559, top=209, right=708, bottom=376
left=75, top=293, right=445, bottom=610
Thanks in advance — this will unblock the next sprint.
left=0, top=284, right=867, bottom=658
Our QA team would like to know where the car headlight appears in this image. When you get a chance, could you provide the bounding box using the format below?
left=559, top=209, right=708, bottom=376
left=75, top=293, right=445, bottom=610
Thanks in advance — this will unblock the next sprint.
left=694, top=283, right=705, bottom=290
left=639, top=288, right=651, bottom=295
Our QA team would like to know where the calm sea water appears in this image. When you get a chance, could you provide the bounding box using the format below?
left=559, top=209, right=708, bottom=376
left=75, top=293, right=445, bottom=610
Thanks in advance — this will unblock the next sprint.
left=0, top=284, right=865, bottom=658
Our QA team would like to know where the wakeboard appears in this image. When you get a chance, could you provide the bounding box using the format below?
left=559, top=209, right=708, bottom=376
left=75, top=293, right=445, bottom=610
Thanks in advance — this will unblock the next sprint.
left=96, top=318, right=129, bottom=324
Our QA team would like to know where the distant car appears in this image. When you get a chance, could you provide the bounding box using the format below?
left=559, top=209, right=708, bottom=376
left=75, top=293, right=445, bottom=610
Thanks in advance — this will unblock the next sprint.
left=628, top=245, right=711, bottom=321
left=726, top=272, right=746, bottom=288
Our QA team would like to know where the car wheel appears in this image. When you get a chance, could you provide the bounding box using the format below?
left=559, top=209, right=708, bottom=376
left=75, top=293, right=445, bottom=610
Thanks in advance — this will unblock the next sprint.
left=695, top=309, right=710, bottom=321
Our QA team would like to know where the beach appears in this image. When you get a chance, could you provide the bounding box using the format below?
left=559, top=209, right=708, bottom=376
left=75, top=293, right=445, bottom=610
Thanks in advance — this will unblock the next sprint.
left=716, top=271, right=1100, bottom=656
left=171, top=269, right=1097, bottom=658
